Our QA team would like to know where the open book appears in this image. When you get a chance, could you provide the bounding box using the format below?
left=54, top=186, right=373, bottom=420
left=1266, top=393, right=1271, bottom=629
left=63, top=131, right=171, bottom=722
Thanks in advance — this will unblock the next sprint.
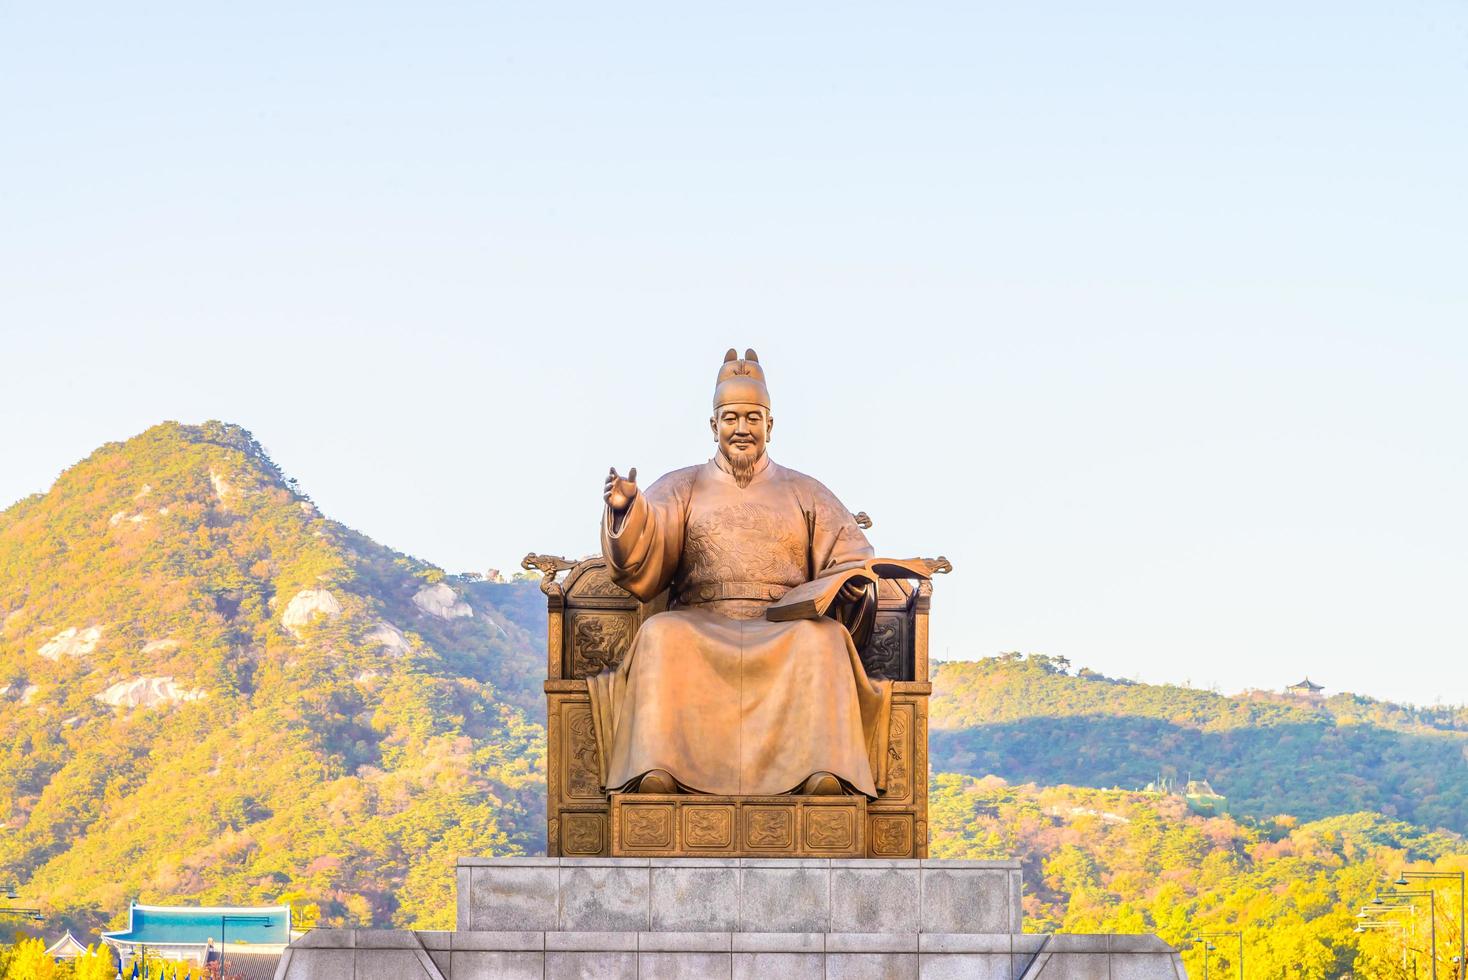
left=765, top=557, right=938, bottom=622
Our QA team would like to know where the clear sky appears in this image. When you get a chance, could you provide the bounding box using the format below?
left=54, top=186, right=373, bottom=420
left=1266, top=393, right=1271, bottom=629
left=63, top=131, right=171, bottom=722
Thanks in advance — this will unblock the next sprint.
left=2, top=2, right=1464, bottom=706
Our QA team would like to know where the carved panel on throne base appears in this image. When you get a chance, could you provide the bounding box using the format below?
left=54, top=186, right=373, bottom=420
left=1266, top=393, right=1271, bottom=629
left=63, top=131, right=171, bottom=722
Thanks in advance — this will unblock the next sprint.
left=610, top=793, right=867, bottom=858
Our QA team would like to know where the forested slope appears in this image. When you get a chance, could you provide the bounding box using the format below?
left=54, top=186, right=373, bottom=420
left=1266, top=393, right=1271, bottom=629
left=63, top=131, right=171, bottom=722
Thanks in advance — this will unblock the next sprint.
left=931, top=654, right=1468, bottom=834
left=0, top=422, right=545, bottom=933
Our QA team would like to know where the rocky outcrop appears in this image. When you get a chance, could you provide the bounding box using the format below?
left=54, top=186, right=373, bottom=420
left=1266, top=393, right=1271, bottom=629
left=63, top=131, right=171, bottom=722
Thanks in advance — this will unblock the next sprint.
left=412, top=583, right=473, bottom=620
left=365, top=621, right=411, bottom=658
left=209, top=468, right=234, bottom=504
left=141, top=638, right=180, bottom=655
left=38, top=626, right=102, bottom=660
left=95, top=676, right=206, bottom=708
left=281, top=589, right=342, bottom=636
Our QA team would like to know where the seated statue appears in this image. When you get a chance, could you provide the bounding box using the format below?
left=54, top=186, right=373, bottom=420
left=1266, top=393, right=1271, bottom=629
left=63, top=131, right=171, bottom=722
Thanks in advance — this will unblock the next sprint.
left=587, top=349, right=892, bottom=798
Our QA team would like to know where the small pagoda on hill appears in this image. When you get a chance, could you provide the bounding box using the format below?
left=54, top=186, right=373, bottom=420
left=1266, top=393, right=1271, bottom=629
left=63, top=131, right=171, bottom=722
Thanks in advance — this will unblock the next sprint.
left=1286, top=677, right=1325, bottom=698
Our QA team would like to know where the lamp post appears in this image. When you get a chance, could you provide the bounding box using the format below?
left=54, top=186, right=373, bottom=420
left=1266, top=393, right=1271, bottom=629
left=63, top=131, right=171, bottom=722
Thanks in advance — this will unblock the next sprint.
left=1362, top=902, right=1418, bottom=974
left=216, top=913, right=271, bottom=979
left=1380, top=890, right=1439, bottom=980
left=1190, top=937, right=1217, bottom=980
left=0, top=883, right=44, bottom=926
left=1198, top=930, right=1244, bottom=980
left=1397, top=871, right=1466, bottom=980
left=1356, top=917, right=1411, bottom=971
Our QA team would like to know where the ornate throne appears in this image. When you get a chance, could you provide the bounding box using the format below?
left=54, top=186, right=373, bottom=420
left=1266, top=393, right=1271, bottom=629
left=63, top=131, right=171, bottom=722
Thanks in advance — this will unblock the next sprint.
left=526, top=542, right=947, bottom=860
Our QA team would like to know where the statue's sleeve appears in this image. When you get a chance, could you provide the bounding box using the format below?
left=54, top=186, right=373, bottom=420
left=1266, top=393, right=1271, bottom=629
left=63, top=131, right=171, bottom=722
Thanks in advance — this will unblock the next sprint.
left=601, top=470, right=690, bottom=602
left=806, top=478, right=878, bottom=650
left=809, top=480, right=875, bottom=573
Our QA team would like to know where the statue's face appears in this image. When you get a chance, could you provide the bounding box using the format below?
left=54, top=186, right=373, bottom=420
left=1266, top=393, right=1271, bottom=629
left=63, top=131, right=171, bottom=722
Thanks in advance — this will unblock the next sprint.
left=710, top=402, right=773, bottom=463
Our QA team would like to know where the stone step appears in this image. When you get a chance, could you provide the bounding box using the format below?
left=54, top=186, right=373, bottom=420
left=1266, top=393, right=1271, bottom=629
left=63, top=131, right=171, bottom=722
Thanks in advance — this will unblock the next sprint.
left=276, top=928, right=1187, bottom=979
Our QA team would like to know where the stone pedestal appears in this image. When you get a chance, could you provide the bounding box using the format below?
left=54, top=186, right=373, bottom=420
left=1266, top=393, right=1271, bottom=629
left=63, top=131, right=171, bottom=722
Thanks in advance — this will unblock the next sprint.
left=275, top=857, right=1187, bottom=979
left=456, top=857, right=1023, bottom=934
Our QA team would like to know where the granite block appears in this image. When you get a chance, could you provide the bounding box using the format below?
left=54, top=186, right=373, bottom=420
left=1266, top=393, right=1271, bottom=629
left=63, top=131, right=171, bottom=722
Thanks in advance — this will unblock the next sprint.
left=469, top=864, right=558, bottom=930
left=739, top=863, right=830, bottom=931
left=826, top=952, right=919, bottom=979
left=415, top=931, right=451, bottom=950
left=827, top=932, right=919, bottom=953
left=732, top=932, right=824, bottom=953
left=918, top=952, right=1010, bottom=979
left=559, top=864, right=650, bottom=931
left=355, top=929, right=421, bottom=949
left=650, top=865, right=739, bottom=931
left=918, top=934, right=1010, bottom=953
left=830, top=865, right=919, bottom=932
left=451, top=931, right=544, bottom=951
left=278, top=948, right=353, bottom=980
left=352, top=950, right=428, bottom=980
left=637, top=930, right=733, bottom=951
left=1109, top=934, right=1175, bottom=952
left=449, top=950, right=543, bottom=980
left=293, top=929, right=354, bottom=948
left=458, top=856, right=560, bottom=867
left=428, top=950, right=449, bottom=976
left=921, top=867, right=1010, bottom=933
left=639, top=951, right=734, bottom=978
left=1009, top=871, right=1024, bottom=933
left=455, top=865, right=471, bottom=931
left=545, top=931, right=639, bottom=952
left=545, top=950, right=637, bottom=979
left=1044, top=935, right=1110, bottom=952
left=1039, top=952, right=1110, bottom=980
left=733, top=952, right=825, bottom=979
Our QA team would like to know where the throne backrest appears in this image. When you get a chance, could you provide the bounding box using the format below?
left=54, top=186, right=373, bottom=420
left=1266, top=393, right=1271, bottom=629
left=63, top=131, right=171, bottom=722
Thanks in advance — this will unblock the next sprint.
left=535, top=556, right=932, bottom=685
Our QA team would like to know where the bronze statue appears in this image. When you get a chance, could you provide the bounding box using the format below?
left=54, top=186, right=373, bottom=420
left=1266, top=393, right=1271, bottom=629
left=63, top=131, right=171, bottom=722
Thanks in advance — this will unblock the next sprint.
left=587, top=349, right=892, bottom=798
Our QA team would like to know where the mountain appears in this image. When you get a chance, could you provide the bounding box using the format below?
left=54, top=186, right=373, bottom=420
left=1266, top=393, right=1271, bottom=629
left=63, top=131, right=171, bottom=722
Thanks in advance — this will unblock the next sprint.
left=0, top=422, right=546, bottom=933
left=4, top=423, right=1464, bottom=978
left=930, top=654, right=1468, bottom=835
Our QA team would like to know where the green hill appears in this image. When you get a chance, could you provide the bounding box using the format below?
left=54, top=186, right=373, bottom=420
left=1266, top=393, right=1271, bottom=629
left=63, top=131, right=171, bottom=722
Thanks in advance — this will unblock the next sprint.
left=930, top=775, right=1465, bottom=977
left=930, top=654, right=1468, bottom=835
left=4, top=423, right=1464, bottom=979
left=0, top=422, right=546, bottom=933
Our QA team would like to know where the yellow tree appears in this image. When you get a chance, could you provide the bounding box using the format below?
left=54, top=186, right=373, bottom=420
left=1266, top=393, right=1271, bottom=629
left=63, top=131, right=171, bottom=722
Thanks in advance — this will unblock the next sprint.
left=73, top=945, right=120, bottom=980
left=2, top=937, right=62, bottom=980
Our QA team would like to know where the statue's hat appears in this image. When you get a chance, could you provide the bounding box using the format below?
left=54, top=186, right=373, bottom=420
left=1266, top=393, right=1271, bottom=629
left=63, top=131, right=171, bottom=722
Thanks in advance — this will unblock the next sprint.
left=713, top=348, right=771, bottom=410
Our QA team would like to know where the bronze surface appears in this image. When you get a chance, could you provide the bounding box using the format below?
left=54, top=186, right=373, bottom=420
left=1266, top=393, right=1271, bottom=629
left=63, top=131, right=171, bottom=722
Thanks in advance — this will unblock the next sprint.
left=539, top=348, right=945, bottom=858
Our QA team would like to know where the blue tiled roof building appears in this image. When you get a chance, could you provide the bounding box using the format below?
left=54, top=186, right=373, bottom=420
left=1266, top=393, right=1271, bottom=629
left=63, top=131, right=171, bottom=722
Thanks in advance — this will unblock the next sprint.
left=102, top=902, right=292, bottom=967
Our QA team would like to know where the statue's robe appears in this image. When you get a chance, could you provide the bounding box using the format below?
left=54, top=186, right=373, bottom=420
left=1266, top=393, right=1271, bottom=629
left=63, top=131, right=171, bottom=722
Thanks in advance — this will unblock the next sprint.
left=587, top=455, right=892, bottom=797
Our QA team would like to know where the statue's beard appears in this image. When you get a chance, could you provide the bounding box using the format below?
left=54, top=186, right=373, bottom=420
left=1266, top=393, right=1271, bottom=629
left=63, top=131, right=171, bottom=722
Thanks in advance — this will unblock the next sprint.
left=724, top=447, right=760, bottom=488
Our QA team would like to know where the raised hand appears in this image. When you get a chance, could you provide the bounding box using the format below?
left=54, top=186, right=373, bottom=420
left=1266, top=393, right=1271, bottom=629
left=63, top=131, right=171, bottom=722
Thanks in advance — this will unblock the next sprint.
left=604, top=466, right=639, bottom=514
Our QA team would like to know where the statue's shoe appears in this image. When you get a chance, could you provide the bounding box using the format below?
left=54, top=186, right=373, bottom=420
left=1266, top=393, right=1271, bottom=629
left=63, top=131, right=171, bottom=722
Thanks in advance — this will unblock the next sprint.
left=799, top=771, right=843, bottom=796
left=637, top=769, right=678, bottom=794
